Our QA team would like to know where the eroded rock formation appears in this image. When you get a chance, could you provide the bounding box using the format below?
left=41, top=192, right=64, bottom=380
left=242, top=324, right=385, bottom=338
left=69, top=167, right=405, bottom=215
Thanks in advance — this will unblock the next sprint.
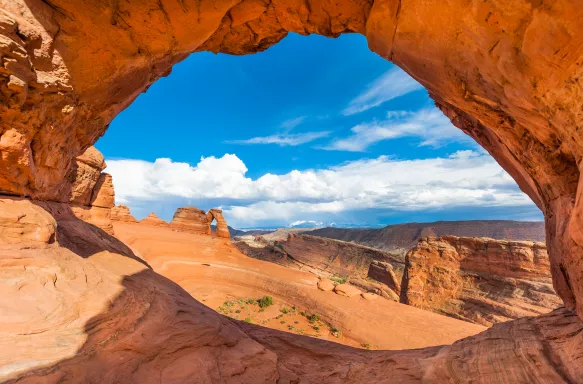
left=170, top=206, right=230, bottom=238
left=236, top=233, right=404, bottom=280
left=401, top=236, right=562, bottom=326
left=207, top=208, right=230, bottom=238
left=139, top=212, right=168, bottom=227
left=1, top=0, right=583, bottom=381
left=110, top=205, right=138, bottom=223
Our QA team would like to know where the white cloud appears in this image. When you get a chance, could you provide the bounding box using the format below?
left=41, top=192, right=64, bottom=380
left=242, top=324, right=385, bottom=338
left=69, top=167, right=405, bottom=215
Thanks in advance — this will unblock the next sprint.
left=226, top=131, right=330, bottom=146
left=280, top=116, right=307, bottom=131
left=106, top=151, right=536, bottom=228
left=324, top=108, right=472, bottom=151
left=342, top=67, right=424, bottom=115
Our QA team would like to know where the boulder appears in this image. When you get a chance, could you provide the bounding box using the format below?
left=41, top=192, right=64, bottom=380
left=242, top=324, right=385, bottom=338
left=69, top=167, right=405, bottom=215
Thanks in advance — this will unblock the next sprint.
left=317, top=278, right=335, bottom=292
left=0, top=198, right=56, bottom=245
left=334, top=284, right=361, bottom=298
left=368, top=260, right=401, bottom=294
left=361, top=292, right=378, bottom=301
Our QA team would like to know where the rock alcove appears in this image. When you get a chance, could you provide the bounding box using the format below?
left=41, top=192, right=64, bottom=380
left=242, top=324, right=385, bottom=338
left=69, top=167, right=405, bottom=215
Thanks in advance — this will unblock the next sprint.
left=1, top=0, right=582, bottom=382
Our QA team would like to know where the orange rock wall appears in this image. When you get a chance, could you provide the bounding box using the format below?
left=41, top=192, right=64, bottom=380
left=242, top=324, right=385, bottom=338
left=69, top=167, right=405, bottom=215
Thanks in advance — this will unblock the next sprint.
left=401, top=236, right=562, bottom=326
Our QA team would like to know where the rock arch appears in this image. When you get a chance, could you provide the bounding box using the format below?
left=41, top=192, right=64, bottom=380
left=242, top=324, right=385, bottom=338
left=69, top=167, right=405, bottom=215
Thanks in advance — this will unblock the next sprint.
left=207, top=208, right=230, bottom=238
left=1, top=1, right=583, bottom=380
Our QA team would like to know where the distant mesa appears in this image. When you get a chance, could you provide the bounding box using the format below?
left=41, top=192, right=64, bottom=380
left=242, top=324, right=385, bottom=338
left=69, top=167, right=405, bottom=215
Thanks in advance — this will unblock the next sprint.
left=170, top=207, right=230, bottom=239
left=140, top=212, right=168, bottom=227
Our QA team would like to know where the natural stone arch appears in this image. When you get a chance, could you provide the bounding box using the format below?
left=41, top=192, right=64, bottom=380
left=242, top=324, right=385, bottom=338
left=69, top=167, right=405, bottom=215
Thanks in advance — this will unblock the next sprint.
left=206, top=208, right=230, bottom=239
left=1, top=0, right=582, bottom=324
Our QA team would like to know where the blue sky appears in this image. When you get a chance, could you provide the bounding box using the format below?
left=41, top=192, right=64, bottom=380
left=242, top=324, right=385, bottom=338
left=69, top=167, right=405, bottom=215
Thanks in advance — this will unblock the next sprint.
left=97, top=33, right=542, bottom=228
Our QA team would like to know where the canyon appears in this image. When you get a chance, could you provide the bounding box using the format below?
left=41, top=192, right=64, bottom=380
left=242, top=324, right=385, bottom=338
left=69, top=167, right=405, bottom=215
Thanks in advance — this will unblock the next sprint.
left=1, top=0, right=583, bottom=382
left=235, top=231, right=561, bottom=325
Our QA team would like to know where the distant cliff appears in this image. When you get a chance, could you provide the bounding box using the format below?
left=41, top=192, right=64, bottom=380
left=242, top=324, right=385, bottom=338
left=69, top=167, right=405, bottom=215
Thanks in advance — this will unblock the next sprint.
left=400, top=236, right=560, bottom=326
left=309, top=220, right=545, bottom=255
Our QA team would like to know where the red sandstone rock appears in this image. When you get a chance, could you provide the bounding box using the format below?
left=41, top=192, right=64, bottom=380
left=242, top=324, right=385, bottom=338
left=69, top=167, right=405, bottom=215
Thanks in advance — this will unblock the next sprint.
left=90, top=173, right=115, bottom=208
left=334, top=284, right=361, bottom=298
left=368, top=260, right=401, bottom=295
left=170, top=207, right=211, bottom=234
left=0, top=0, right=581, bottom=322
left=361, top=292, right=378, bottom=301
left=401, top=236, right=562, bottom=326
left=317, top=278, right=335, bottom=292
left=140, top=213, right=168, bottom=227
left=207, top=208, right=230, bottom=239
left=111, top=205, right=138, bottom=223
left=170, top=207, right=231, bottom=238
left=1, top=0, right=583, bottom=381
left=0, top=197, right=56, bottom=245
left=236, top=234, right=405, bottom=286
left=65, top=146, right=107, bottom=206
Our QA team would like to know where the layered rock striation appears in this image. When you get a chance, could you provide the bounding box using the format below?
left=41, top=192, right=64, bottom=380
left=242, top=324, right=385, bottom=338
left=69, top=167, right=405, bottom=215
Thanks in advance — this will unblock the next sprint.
left=401, top=236, right=562, bottom=326
left=111, top=205, right=138, bottom=223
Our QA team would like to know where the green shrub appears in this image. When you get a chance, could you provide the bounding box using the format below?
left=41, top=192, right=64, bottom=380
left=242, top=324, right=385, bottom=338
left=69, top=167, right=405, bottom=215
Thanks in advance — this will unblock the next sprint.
left=280, top=307, right=290, bottom=314
left=362, top=343, right=372, bottom=350
left=307, top=313, right=320, bottom=323
left=313, top=326, right=320, bottom=331
left=330, top=275, right=348, bottom=285
left=244, top=317, right=253, bottom=323
left=246, top=298, right=256, bottom=304
left=257, top=295, right=273, bottom=308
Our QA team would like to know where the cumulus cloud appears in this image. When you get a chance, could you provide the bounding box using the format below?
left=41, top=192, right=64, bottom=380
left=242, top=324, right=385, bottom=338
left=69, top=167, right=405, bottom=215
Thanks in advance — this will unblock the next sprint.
left=226, top=131, right=331, bottom=146
left=324, top=108, right=472, bottom=151
left=106, top=151, right=536, bottom=227
left=342, top=67, right=424, bottom=115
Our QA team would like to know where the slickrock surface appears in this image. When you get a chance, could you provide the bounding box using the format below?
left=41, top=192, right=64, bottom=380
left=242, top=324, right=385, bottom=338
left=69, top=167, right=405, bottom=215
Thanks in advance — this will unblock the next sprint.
left=139, top=212, right=168, bottom=227
left=113, top=222, right=485, bottom=351
left=110, top=205, right=138, bottom=223
left=401, top=236, right=562, bottom=326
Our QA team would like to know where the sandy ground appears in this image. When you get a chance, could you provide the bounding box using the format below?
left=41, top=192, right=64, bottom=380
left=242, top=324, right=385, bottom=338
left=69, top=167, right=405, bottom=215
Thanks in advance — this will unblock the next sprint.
left=114, top=222, right=486, bottom=350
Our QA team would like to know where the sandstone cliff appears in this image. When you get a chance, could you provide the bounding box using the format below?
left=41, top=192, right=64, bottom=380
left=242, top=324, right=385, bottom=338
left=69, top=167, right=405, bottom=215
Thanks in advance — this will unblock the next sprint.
left=401, top=236, right=562, bottom=326
left=170, top=207, right=230, bottom=238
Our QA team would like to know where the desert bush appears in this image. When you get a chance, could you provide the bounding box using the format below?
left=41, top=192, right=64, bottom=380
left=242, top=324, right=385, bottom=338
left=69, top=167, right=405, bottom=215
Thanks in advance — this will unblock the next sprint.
left=257, top=295, right=273, bottom=308
left=330, top=275, right=348, bottom=285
